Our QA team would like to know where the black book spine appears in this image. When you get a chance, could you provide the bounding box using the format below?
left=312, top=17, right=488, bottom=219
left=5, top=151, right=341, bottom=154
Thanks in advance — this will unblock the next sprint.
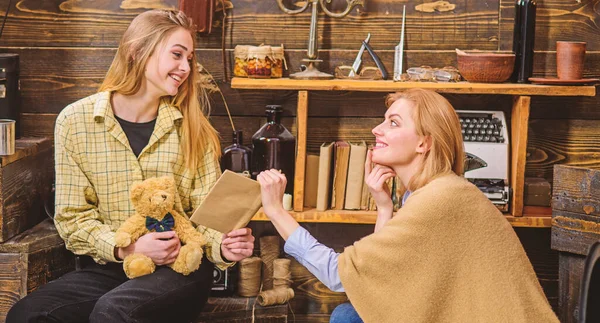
left=517, top=0, right=537, bottom=83
left=510, top=0, right=523, bottom=82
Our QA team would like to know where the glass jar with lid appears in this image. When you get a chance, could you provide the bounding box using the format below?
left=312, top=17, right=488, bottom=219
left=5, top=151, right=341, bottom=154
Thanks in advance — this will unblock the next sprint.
left=247, top=45, right=272, bottom=78
left=233, top=45, right=249, bottom=77
left=270, top=46, right=286, bottom=78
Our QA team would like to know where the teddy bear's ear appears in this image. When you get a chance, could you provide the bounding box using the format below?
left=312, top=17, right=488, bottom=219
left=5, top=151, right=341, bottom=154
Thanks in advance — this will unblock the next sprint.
left=130, top=182, right=145, bottom=202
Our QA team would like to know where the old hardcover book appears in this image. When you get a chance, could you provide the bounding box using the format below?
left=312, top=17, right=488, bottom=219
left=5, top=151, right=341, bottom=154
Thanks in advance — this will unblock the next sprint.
left=190, top=170, right=262, bottom=233
left=304, top=154, right=320, bottom=208
left=331, top=141, right=350, bottom=210
left=344, top=141, right=367, bottom=210
left=316, top=142, right=334, bottom=211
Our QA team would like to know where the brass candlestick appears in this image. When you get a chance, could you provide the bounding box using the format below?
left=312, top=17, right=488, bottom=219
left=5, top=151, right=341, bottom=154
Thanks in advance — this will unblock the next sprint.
left=276, top=0, right=364, bottom=80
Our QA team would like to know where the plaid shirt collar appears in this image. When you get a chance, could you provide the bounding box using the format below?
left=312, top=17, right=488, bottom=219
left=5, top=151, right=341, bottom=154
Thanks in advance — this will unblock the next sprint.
left=92, top=91, right=184, bottom=124
left=92, top=91, right=184, bottom=154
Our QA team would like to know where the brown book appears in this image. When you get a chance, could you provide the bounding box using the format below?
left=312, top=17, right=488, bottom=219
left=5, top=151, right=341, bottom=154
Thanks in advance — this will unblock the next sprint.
left=316, top=142, right=334, bottom=211
left=344, top=141, right=367, bottom=210
left=190, top=170, right=262, bottom=233
left=360, top=175, right=370, bottom=210
left=304, top=154, right=320, bottom=208
left=331, top=141, right=351, bottom=210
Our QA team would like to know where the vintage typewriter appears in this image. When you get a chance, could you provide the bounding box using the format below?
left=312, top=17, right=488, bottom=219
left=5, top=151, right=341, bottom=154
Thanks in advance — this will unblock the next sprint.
left=457, top=110, right=510, bottom=211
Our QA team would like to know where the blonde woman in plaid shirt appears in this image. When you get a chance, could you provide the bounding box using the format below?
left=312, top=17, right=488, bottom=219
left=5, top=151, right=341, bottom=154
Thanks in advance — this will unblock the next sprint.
left=7, top=9, right=254, bottom=323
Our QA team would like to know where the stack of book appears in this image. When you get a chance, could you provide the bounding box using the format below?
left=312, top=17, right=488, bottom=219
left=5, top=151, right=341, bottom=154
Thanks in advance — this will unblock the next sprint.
left=303, top=141, right=401, bottom=212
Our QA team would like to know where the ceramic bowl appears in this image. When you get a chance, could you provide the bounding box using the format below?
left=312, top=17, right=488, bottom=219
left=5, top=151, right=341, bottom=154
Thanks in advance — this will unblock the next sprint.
left=456, top=49, right=515, bottom=83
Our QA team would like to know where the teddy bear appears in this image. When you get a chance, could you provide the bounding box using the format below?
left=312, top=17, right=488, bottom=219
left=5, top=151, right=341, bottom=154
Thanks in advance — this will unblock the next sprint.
left=115, top=176, right=206, bottom=279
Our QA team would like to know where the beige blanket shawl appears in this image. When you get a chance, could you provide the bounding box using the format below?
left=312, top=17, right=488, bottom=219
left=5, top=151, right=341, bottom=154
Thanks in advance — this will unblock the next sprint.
left=338, top=173, right=558, bottom=323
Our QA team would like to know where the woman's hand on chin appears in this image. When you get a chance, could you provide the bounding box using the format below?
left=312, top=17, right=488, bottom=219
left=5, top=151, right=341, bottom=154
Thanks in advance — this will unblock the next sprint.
left=365, top=149, right=396, bottom=211
left=257, top=169, right=287, bottom=218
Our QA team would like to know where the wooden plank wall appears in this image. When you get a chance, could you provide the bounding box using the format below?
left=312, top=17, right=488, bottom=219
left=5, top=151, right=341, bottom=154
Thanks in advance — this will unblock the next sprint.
left=0, top=0, right=598, bottom=320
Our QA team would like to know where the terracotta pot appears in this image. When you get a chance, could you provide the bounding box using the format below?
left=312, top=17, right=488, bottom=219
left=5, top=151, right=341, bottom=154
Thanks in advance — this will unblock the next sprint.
left=456, top=49, right=515, bottom=83
left=556, top=41, right=586, bottom=80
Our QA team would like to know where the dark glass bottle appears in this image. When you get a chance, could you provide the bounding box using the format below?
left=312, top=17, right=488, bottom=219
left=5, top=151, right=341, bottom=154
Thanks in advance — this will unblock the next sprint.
left=510, top=0, right=523, bottom=82
left=251, top=105, right=296, bottom=194
left=513, top=0, right=536, bottom=83
left=221, top=130, right=252, bottom=178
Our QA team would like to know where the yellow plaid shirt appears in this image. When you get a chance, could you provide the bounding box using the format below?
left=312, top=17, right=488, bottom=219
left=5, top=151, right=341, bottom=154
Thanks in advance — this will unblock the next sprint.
left=54, top=91, right=232, bottom=269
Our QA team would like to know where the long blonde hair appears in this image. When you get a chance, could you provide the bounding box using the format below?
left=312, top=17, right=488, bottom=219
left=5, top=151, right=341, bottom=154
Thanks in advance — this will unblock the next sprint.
left=99, top=9, right=220, bottom=172
left=386, top=89, right=464, bottom=191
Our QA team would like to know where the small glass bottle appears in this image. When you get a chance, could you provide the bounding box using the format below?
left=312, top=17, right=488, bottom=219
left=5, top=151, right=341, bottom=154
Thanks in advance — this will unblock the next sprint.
left=221, top=130, right=252, bottom=178
left=251, top=105, right=296, bottom=195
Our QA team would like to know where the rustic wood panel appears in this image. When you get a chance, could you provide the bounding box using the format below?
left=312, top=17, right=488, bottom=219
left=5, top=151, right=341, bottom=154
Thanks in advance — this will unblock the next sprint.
left=195, top=297, right=288, bottom=323
left=499, top=0, right=600, bottom=51
left=0, top=220, right=75, bottom=322
left=530, top=96, right=600, bottom=120
left=3, top=0, right=599, bottom=51
left=0, top=253, right=26, bottom=323
left=551, top=211, right=600, bottom=256
left=557, top=253, right=585, bottom=323
left=526, top=119, right=600, bottom=180
left=551, top=165, right=600, bottom=216
left=0, top=0, right=501, bottom=50
left=0, top=139, right=54, bottom=242
left=514, top=227, right=559, bottom=311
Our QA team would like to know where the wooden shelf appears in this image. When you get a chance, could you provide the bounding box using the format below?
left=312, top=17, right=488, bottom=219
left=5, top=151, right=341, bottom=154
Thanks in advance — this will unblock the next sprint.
left=231, top=78, right=596, bottom=96
left=252, top=208, right=552, bottom=228
left=233, top=78, right=569, bottom=225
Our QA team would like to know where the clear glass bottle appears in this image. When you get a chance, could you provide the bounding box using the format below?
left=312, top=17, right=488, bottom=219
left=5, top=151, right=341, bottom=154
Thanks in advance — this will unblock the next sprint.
left=251, top=105, right=296, bottom=194
left=221, top=130, right=252, bottom=178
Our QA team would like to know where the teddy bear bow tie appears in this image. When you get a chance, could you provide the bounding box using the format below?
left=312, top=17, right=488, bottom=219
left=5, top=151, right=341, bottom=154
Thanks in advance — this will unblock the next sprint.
left=146, top=213, right=175, bottom=232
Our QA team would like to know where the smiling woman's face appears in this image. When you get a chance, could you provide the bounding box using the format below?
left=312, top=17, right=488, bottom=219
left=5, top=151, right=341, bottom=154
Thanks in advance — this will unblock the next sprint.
left=371, top=98, right=423, bottom=168
left=144, top=27, right=194, bottom=97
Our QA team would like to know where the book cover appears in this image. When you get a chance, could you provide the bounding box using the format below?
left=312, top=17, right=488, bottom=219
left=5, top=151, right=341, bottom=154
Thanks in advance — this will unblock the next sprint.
left=190, top=170, right=262, bottom=233
left=316, top=142, right=334, bottom=211
left=344, top=141, right=367, bottom=210
left=331, top=141, right=350, bottom=210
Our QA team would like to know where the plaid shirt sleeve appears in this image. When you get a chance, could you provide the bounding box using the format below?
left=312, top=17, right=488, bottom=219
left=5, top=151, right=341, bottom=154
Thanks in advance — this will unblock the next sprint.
left=53, top=108, right=119, bottom=264
left=189, top=147, right=235, bottom=270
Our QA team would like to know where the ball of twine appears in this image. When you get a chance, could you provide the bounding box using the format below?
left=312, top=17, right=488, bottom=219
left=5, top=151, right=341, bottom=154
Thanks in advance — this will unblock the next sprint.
left=260, top=236, right=280, bottom=290
left=257, top=287, right=295, bottom=306
left=272, top=258, right=292, bottom=289
left=237, top=257, right=262, bottom=297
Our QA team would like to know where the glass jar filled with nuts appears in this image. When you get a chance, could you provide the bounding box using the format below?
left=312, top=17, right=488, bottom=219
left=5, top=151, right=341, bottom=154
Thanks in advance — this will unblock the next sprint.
left=247, top=45, right=273, bottom=78
left=270, top=46, right=286, bottom=78
left=233, top=45, right=250, bottom=77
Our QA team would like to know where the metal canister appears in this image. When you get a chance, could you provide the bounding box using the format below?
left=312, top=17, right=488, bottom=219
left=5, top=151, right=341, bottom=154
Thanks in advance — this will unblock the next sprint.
left=0, top=119, right=16, bottom=155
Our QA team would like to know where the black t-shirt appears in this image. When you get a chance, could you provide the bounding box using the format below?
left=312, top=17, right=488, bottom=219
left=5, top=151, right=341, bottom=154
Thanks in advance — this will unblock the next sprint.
left=115, top=115, right=157, bottom=157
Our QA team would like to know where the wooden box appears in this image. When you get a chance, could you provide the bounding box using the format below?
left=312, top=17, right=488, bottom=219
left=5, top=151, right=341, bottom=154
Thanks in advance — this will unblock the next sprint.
left=524, top=177, right=551, bottom=206
left=0, top=137, right=54, bottom=242
left=0, top=219, right=75, bottom=322
left=550, top=165, right=600, bottom=323
left=195, top=297, right=288, bottom=323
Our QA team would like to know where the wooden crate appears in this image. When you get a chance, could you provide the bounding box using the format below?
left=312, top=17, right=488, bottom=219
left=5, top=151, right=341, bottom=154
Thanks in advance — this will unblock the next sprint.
left=0, top=137, right=54, bottom=242
left=0, top=219, right=75, bottom=322
left=195, top=297, right=288, bottom=323
left=551, top=165, right=600, bottom=323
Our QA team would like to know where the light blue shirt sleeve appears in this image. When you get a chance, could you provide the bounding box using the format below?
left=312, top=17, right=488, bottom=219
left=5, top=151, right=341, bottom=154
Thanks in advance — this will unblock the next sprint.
left=283, top=191, right=411, bottom=293
left=284, top=226, right=344, bottom=292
